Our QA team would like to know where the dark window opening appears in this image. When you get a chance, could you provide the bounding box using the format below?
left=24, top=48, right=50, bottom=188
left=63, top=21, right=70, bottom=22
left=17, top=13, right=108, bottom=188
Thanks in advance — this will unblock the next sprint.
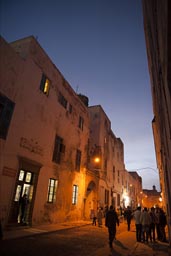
left=0, top=93, right=15, bottom=139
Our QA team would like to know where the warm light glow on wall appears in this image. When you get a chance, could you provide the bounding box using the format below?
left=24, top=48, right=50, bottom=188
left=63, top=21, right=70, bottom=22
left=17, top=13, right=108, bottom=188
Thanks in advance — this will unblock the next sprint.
left=159, top=197, right=162, bottom=202
left=123, top=194, right=130, bottom=207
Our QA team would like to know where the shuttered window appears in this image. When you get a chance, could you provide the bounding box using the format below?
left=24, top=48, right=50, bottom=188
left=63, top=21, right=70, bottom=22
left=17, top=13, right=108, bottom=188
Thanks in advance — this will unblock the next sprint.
left=75, top=149, right=81, bottom=171
left=52, top=135, right=65, bottom=164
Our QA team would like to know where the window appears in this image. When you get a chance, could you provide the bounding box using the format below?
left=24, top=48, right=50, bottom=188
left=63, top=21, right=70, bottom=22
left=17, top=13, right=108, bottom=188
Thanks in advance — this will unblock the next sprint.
left=25, top=172, right=32, bottom=183
left=19, top=170, right=25, bottom=181
left=52, top=135, right=65, bottom=164
left=72, top=185, right=78, bottom=205
left=75, top=149, right=81, bottom=171
left=78, top=116, right=84, bottom=130
left=14, top=185, right=22, bottom=201
left=58, top=92, right=67, bottom=109
left=47, top=178, right=58, bottom=203
left=14, top=169, right=33, bottom=202
left=0, top=93, right=15, bottom=140
left=40, top=73, right=50, bottom=96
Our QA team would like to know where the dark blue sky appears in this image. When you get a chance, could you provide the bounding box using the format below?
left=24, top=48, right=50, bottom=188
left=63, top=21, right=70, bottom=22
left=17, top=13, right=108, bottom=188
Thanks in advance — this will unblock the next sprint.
left=0, top=0, right=160, bottom=190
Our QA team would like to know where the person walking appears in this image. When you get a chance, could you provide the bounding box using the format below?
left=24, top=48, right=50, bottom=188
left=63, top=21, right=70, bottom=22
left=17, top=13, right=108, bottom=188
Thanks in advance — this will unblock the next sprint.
left=133, top=206, right=142, bottom=242
left=124, top=206, right=132, bottom=231
left=90, top=209, right=97, bottom=226
left=140, top=207, right=151, bottom=243
left=105, top=205, right=119, bottom=249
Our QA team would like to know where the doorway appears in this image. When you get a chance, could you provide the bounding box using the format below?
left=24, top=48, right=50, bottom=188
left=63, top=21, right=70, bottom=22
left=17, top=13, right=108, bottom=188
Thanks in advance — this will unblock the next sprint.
left=9, top=169, right=34, bottom=225
left=8, top=158, right=41, bottom=226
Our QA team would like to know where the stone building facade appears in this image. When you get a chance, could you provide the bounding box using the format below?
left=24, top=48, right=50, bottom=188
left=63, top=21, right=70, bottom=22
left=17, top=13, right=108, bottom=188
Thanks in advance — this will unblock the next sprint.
left=0, top=36, right=91, bottom=226
left=0, top=36, right=142, bottom=229
left=142, top=186, right=162, bottom=209
left=88, top=106, right=142, bottom=212
left=142, top=0, right=171, bottom=245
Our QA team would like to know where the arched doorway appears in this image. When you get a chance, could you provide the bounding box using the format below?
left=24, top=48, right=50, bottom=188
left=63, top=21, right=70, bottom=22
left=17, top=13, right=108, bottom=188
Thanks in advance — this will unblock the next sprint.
left=84, top=181, right=97, bottom=220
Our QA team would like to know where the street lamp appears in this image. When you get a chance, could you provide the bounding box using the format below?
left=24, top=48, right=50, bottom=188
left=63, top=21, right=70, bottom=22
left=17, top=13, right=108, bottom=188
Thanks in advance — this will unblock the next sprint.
left=94, top=157, right=100, bottom=164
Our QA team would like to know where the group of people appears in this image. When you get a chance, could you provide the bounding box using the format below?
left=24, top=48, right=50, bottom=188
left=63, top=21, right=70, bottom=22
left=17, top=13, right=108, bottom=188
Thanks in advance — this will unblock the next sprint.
left=90, top=205, right=167, bottom=249
left=133, top=206, right=167, bottom=243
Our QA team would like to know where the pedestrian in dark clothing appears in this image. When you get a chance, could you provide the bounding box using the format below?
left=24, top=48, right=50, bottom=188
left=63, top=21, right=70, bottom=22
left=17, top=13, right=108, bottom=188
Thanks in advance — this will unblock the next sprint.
left=124, top=206, right=132, bottom=231
left=149, top=207, right=157, bottom=242
left=92, top=216, right=97, bottom=226
left=90, top=209, right=97, bottom=226
left=105, top=205, right=119, bottom=248
left=19, top=194, right=29, bottom=224
left=159, top=209, right=167, bottom=242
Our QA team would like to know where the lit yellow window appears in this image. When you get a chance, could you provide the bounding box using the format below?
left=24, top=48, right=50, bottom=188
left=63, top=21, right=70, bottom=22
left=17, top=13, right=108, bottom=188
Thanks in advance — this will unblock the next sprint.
left=44, top=78, right=50, bottom=95
left=40, top=74, right=50, bottom=96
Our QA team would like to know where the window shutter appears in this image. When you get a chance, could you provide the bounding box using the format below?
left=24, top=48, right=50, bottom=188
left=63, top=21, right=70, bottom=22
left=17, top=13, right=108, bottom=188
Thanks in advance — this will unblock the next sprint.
left=39, top=74, right=46, bottom=91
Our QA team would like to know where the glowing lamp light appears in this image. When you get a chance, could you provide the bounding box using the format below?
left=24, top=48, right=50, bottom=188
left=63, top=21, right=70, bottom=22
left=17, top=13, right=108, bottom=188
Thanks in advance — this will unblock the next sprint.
left=94, top=157, right=100, bottom=163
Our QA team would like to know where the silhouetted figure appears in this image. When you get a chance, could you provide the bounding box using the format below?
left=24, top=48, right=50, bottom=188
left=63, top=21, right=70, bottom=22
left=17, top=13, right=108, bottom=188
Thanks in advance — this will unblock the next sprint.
left=90, top=209, right=97, bottom=226
left=124, top=206, right=132, bottom=231
left=19, top=194, right=29, bottom=224
left=105, top=205, right=119, bottom=249
left=159, top=209, right=167, bottom=242
left=92, top=216, right=97, bottom=226
left=149, top=207, right=157, bottom=242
